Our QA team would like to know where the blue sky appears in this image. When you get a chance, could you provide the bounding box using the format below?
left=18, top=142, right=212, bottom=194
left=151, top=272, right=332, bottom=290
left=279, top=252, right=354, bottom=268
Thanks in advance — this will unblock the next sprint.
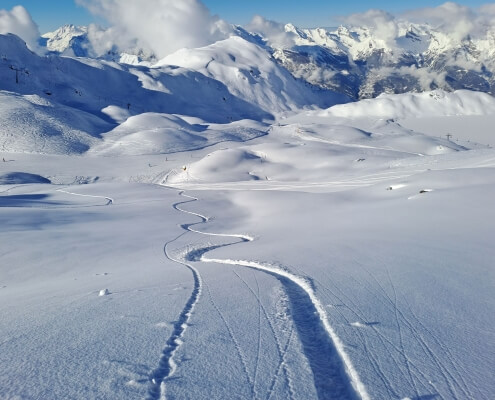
left=1, top=0, right=489, bottom=32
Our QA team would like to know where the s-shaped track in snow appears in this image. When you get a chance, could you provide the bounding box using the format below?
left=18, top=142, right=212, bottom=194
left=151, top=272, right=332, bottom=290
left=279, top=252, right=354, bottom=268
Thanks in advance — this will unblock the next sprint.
left=149, top=190, right=370, bottom=400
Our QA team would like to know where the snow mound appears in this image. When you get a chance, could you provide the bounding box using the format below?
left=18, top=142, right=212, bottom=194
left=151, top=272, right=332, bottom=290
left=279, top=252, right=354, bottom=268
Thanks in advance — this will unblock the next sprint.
left=323, top=90, right=495, bottom=119
left=0, top=172, right=51, bottom=184
left=168, top=148, right=268, bottom=184
left=91, top=113, right=267, bottom=156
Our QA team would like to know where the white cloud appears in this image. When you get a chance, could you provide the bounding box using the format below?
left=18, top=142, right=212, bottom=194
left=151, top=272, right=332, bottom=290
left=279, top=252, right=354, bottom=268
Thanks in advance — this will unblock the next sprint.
left=403, top=2, right=476, bottom=41
left=76, top=0, right=232, bottom=58
left=246, top=15, right=296, bottom=48
left=475, top=3, right=495, bottom=30
left=334, top=3, right=495, bottom=45
left=84, top=24, right=133, bottom=57
left=479, top=3, right=495, bottom=15
left=341, top=9, right=398, bottom=48
left=384, top=65, right=448, bottom=91
left=0, top=6, right=40, bottom=51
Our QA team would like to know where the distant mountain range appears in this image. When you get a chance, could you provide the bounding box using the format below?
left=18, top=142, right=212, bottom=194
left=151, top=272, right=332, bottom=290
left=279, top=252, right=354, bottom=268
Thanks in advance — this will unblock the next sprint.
left=41, top=21, right=495, bottom=100
left=270, top=23, right=495, bottom=99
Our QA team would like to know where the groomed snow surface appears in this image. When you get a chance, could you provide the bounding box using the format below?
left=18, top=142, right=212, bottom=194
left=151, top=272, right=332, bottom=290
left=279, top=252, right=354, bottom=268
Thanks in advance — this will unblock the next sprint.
left=1, top=32, right=494, bottom=400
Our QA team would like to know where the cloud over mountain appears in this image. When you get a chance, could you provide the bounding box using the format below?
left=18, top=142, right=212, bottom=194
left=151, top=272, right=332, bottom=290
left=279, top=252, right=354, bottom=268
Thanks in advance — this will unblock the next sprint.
left=0, top=6, right=40, bottom=51
left=76, top=0, right=232, bottom=58
left=402, top=2, right=476, bottom=41
left=340, top=9, right=398, bottom=48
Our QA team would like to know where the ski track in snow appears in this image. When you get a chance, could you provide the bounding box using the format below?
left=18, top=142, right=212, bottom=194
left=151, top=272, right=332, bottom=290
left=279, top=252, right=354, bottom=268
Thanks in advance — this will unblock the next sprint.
left=315, top=258, right=477, bottom=400
left=0, top=185, right=24, bottom=195
left=154, top=190, right=371, bottom=400
left=232, top=269, right=295, bottom=400
left=318, top=266, right=442, bottom=399
left=147, top=194, right=204, bottom=400
left=56, top=188, right=114, bottom=205
left=204, top=278, right=257, bottom=398
left=294, top=130, right=425, bottom=157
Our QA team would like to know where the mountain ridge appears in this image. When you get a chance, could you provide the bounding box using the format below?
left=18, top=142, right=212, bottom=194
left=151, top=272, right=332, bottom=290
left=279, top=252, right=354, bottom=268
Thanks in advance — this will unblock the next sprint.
left=40, top=21, right=495, bottom=100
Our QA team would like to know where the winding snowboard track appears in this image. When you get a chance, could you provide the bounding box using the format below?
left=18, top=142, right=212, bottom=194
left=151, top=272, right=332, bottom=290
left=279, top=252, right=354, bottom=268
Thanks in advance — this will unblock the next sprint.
left=160, top=190, right=370, bottom=400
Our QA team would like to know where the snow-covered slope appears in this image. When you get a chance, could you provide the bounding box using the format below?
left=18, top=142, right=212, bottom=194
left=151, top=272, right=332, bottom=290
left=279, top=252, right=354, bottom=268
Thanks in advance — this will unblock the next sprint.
left=156, top=36, right=347, bottom=113
left=0, top=171, right=50, bottom=184
left=0, top=33, right=268, bottom=124
left=2, top=98, right=494, bottom=399
left=165, top=117, right=466, bottom=187
left=0, top=91, right=109, bottom=154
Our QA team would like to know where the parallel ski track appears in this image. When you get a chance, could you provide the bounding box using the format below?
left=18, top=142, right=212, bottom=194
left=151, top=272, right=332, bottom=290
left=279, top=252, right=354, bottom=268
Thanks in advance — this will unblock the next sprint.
left=232, top=269, right=295, bottom=400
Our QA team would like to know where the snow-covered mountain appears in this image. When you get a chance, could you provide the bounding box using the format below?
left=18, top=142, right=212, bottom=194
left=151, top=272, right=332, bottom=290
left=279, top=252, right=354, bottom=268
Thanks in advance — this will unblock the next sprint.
left=253, top=22, right=495, bottom=99
left=41, top=21, right=495, bottom=100
left=0, top=32, right=343, bottom=154
left=41, top=24, right=157, bottom=65
left=155, top=36, right=345, bottom=114
left=41, top=24, right=87, bottom=54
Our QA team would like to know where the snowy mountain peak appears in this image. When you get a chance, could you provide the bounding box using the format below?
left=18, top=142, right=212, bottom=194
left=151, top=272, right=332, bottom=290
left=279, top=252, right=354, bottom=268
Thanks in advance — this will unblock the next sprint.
left=42, top=24, right=87, bottom=53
